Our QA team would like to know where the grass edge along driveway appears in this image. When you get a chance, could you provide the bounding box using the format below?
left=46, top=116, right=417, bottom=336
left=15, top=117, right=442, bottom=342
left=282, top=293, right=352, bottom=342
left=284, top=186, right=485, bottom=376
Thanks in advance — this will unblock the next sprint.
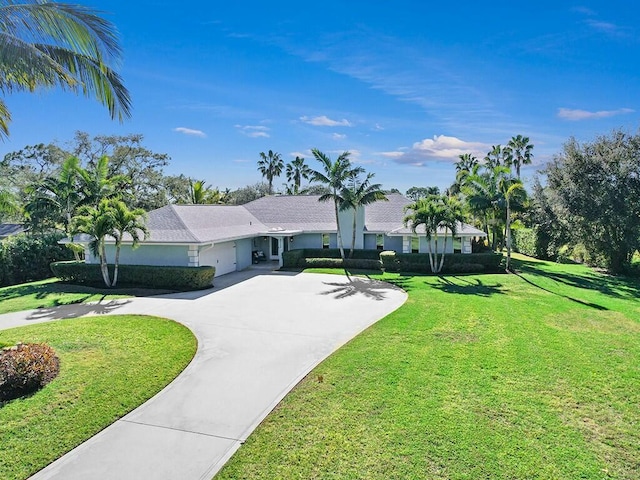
left=0, top=314, right=197, bottom=480
left=216, top=254, right=640, bottom=479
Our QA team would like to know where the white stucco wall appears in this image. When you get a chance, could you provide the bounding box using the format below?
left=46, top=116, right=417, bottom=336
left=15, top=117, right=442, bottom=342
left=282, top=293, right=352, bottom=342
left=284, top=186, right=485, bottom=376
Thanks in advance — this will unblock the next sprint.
left=236, top=238, right=253, bottom=271
left=289, top=233, right=322, bottom=249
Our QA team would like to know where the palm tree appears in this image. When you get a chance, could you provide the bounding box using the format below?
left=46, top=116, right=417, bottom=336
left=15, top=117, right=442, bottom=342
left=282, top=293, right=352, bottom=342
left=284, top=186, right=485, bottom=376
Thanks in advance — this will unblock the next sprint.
left=455, top=153, right=479, bottom=173
left=500, top=178, right=525, bottom=271
left=110, top=200, right=148, bottom=287
left=404, top=197, right=445, bottom=273
left=25, top=156, right=83, bottom=235
left=78, top=155, right=123, bottom=207
left=0, top=188, right=19, bottom=219
left=340, top=172, right=387, bottom=258
left=285, top=156, right=311, bottom=194
left=484, top=145, right=507, bottom=169
left=0, top=0, right=131, bottom=139
left=505, top=135, right=534, bottom=178
left=257, top=150, right=284, bottom=195
left=309, top=148, right=363, bottom=259
left=73, top=198, right=116, bottom=287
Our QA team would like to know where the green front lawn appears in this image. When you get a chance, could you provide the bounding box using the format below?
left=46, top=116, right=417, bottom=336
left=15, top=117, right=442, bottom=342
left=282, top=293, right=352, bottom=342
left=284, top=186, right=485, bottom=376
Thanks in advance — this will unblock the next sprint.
left=0, top=315, right=196, bottom=480
left=217, top=254, right=640, bottom=479
left=0, top=278, right=174, bottom=315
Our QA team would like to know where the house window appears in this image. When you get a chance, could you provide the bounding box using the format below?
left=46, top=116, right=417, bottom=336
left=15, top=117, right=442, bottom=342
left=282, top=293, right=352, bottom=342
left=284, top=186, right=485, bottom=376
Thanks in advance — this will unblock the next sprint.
left=376, top=234, right=384, bottom=251
left=322, top=233, right=330, bottom=249
left=411, top=236, right=419, bottom=253
left=453, top=236, right=462, bottom=254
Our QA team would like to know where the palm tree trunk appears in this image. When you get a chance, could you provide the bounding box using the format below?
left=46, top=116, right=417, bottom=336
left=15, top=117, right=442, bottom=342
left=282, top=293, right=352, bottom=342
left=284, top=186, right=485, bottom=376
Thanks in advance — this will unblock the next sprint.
left=438, top=230, right=448, bottom=273
left=334, top=201, right=345, bottom=259
left=99, top=242, right=111, bottom=287
left=112, top=244, right=120, bottom=287
left=506, top=201, right=512, bottom=272
left=426, top=236, right=435, bottom=273
left=433, top=236, right=440, bottom=273
left=350, top=208, right=357, bottom=258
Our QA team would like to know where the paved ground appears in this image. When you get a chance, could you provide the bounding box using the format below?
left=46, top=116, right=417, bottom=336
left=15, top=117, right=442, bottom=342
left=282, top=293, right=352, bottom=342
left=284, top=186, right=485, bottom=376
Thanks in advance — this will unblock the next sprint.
left=0, top=269, right=407, bottom=480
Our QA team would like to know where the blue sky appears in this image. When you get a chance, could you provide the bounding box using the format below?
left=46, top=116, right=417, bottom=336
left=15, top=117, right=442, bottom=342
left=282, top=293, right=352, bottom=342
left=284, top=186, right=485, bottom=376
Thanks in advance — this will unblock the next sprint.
left=3, top=1, right=639, bottom=193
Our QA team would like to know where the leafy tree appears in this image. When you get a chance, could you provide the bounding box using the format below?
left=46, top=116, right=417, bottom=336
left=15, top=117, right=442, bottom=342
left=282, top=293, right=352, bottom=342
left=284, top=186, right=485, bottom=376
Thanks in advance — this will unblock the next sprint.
left=0, top=188, right=19, bottom=220
left=71, top=132, right=171, bottom=210
left=310, top=149, right=363, bottom=259
left=0, top=0, right=130, bottom=138
left=406, top=186, right=440, bottom=201
left=340, top=172, right=387, bottom=257
left=257, top=150, right=284, bottom=195
left=505, top=135, right=534, bottom=179
left=228, top=182, right=270, bottom=205
left=404, top=195, right=463, bottom=273
left=109, top=200, right=148, bottom=287
left=545, top=131, right=640, bottom=273
left=285, top=156, right=311, bottom=194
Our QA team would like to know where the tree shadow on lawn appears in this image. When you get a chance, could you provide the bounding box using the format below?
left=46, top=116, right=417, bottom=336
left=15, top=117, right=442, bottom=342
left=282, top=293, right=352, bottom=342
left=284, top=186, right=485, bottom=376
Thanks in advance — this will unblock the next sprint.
left=320, top=270, right=404, bottom=301
left=428, top=276, right=506, bottom=297
left=513, top=258, right=640, bottom=301
left=514, top=272, right=608, bottom=311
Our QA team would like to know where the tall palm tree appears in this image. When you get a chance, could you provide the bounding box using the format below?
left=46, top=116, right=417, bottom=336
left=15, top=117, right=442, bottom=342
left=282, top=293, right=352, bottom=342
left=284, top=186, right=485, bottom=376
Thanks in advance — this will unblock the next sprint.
left=285, top=156, right=311, bottom=194
left=404, top=197, right=445, bottom=273
left=257, top=150, right=284, bottom=195
left=436, top=196, right=464, bottom=272
left=505, top=135, right=534, bottom=178
left=309, top=148, right=363, bottom=259
left=0, top=0, right=131, bottom=139
left=500, top=178, right=524, bottom=271
left=340, top=172, right=387, bottom=258
left=455, top=153, right=479, bottom=173
left=78, top=155, right=123, bottom=207
left=110, top=200, right=148, bottom=287
left=73, top=198, right=116, bottom=287
left=25, top=155, right=83, bottom=235
left=484, top=145, right=507, bottom=169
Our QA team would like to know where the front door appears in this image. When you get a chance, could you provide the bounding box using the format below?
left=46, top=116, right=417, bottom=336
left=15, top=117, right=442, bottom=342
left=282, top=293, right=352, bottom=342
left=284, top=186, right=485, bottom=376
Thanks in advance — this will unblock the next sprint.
left=271, top=237, right=279, bottom=259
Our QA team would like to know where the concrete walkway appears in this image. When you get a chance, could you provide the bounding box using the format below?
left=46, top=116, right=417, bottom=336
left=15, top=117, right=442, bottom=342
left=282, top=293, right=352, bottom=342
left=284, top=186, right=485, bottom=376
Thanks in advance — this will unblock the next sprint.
left=0, top=270, right=407, bottom=480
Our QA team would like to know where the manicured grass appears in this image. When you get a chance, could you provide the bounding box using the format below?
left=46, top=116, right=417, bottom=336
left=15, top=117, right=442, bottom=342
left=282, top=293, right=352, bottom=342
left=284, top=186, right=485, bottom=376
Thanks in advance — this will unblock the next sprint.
left=0, top=278, right=175, bottom=315
left=217, top=254, right=640, bottom=479
left=0, top=315, right=197, bottom=480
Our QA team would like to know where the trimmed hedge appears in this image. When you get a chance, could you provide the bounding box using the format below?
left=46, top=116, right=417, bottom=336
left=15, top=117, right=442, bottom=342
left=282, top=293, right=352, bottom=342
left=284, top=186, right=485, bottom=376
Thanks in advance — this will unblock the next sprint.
left=0, top=232, right=74, bottom=287
left=1, top=343, right=60, bottom=402
left=380, top=251, right=503, bottom=274
left=284, top=248, right=502, bottom=274
left=50, top=261, right=215, bottom=290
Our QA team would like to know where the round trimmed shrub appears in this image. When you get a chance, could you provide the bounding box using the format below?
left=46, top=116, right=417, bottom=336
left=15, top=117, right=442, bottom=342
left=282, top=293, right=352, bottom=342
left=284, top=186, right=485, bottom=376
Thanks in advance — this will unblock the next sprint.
left=0, top=343, right=60, bottom=402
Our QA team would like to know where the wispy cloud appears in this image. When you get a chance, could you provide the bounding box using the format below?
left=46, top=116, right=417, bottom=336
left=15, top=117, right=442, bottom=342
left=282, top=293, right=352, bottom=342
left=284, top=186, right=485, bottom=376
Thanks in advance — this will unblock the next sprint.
left=387, top=135, right=490, bottom=166
left=585, top=19, right=629, bottom=37
left=174, top=127, right=206, bottom=138
left=235, top=124, right=270, bottom=138
left=557, top=107, right=634, bottom=121
left=300, top=115, right=353, bottom=127
left=332, top=133, right=347, bottom=140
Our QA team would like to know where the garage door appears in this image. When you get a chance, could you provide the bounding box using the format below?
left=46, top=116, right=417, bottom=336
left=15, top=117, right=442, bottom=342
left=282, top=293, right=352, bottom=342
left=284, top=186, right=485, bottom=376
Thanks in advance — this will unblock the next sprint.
left=200, top=242, right=236, bottom=277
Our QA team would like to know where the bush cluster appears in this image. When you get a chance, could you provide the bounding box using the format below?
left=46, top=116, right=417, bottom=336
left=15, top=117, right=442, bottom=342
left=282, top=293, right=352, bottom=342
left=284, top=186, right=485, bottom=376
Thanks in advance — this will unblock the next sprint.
left=0, top=232, right=74, bottom=287
left=381, top=251, right=503, bottom=274
left=0, top=343, right=60, bottom=402
left=301, top=258, right=382, bottom=270
left=50, top=262, right=216, bottom=290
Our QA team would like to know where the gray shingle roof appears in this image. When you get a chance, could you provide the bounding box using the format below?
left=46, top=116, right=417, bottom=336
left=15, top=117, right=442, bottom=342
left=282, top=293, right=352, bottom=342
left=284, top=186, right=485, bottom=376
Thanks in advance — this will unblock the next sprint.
left=244, top=195, right=336, bottom=231
left=145, top=205, right=267, bottom=243
left=131, top=194, right=485, bottom=245
left=0, top=223, right=25, bottom=238
left=389, top=222, right=487, bottom=237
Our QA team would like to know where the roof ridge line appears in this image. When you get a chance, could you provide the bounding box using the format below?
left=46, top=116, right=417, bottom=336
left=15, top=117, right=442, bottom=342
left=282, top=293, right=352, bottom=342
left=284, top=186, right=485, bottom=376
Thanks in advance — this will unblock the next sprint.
left=168, top=204, right=201, bottom=243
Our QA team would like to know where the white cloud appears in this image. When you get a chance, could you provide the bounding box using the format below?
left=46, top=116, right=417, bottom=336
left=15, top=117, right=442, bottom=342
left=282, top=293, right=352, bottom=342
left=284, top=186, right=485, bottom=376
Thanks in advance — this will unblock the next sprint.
left=173, top=127, right=206, bottom=138
left=332, top=133, right=347, bottom=140
left=389, top=135, right=490, bottom=165
left=557, top=107, right=634, bottom=121
left=235, top=124, right=271, bottom=138
left=300, top=115, right=353, bottom=127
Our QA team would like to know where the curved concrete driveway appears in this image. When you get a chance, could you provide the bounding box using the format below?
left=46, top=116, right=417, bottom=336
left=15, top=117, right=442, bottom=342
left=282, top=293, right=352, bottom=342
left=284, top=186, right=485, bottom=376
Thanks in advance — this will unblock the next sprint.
left=0, top=270, right=407, bottom=480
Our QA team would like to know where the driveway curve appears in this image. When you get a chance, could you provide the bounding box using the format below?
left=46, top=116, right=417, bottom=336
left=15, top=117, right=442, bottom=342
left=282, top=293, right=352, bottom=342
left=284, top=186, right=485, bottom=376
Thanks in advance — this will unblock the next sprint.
left=0, top=271, right=407, bottom=480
